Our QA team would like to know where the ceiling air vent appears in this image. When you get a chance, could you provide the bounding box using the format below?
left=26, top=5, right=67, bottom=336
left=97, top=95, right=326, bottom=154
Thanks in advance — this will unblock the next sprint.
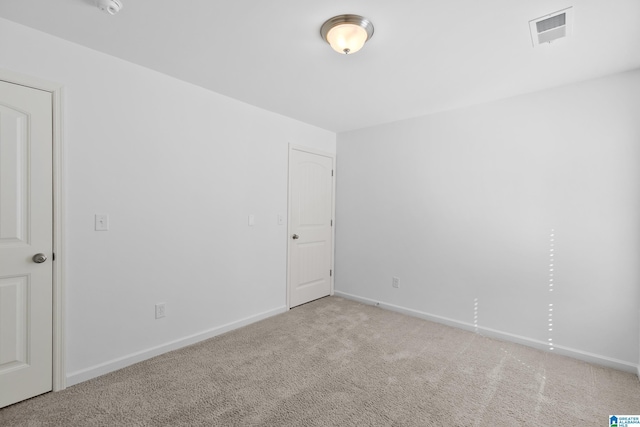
left=529, top=7, right=573, bottom=47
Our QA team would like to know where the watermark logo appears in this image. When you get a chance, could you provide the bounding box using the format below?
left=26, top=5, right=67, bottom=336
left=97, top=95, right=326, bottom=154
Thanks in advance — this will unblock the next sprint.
left=611, top=415, right=640, bottom=427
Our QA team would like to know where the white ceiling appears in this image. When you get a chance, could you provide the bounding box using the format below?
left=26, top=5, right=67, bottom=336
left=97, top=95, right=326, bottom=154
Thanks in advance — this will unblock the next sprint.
left=1, top=0, right=639, bottom=132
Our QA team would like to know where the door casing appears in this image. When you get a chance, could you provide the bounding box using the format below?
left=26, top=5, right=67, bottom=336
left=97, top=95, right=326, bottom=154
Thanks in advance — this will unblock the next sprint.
left=0, top=69, right=66, bottom=392
left=286, top=144, right=336, bottom=309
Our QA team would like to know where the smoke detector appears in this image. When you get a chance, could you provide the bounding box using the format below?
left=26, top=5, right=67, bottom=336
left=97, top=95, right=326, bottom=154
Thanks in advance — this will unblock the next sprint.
left=529, top=7, right=573, bottom=47
left=97, top=0, right=123, bottom=15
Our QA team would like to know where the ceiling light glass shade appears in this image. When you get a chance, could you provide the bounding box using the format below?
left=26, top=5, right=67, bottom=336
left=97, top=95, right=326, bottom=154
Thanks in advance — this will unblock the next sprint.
left=326, top=24, right=368, bottom=54
left=321, top=15, right=374, bottom=55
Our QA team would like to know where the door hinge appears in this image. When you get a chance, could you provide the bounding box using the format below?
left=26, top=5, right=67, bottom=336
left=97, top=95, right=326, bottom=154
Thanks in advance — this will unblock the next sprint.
left=330, top=269, right=332, bottom=277
left=330, top=219, right=333, bottom=226
left=331, top=170, right=334, bottom=177
left=52, top=253, right=55, bottom=261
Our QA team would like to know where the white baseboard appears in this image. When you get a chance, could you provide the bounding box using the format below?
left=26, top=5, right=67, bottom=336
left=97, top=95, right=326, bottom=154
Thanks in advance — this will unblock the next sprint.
left=66, top=306, right=288, bottom=386
left=334, top=291, right=639, bottom=375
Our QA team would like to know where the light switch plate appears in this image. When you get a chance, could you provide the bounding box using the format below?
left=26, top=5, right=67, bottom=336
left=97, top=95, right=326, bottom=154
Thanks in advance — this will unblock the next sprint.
left=95, top=214, right=109, bottom=231
left=248, top=214, right=255, bottom=226
left=277, top=214, right=284, bottom=225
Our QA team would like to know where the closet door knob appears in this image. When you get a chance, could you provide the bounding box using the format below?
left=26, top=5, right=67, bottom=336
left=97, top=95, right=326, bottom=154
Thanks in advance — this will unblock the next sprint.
left=33, top=253, right=47, bottom=263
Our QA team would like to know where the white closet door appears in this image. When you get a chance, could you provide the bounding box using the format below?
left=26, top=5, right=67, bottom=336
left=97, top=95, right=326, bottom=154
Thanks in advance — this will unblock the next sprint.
left=288, top=148, right=334, bottom=308
left=0, top=80, right=53, bottom=408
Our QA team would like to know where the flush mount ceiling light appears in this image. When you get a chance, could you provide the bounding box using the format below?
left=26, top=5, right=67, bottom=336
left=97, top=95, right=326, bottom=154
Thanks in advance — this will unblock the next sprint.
left=320, top=14, right=374, bottom=55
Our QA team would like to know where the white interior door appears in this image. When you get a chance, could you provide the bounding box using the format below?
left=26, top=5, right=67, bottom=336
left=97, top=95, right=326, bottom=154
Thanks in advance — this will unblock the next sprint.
left=288, top=147, right=334, bottom=308
left=0, top=80, right=53, bottom=408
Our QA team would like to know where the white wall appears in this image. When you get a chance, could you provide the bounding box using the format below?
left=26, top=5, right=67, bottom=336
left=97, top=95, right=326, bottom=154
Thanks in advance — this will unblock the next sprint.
left=0, top=18, right=335, bottom=384
left=336, top=69, right=640, bottom=372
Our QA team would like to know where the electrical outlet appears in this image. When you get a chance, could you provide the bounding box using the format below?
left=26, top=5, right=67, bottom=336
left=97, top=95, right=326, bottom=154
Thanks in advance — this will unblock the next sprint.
left=155, top=303, right=166, bottom=319
left=392, top=277, right=400, bottom=288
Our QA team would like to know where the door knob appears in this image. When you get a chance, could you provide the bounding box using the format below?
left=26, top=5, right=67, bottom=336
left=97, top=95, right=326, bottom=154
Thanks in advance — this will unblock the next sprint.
left=292, top=234, right=299, bottom=240
left=33, top=253, right=47, bottom=264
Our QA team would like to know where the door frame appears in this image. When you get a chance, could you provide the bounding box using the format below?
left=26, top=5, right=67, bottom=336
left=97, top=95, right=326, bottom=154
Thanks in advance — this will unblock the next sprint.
left=0, top=69, right=66, bottom=391
left=286, top=144, right=336, bottom=309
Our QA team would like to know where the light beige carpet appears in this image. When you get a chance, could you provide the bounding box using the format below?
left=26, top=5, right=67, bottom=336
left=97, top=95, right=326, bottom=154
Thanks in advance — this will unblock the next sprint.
left=2, top=296, right=639, bottom=426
